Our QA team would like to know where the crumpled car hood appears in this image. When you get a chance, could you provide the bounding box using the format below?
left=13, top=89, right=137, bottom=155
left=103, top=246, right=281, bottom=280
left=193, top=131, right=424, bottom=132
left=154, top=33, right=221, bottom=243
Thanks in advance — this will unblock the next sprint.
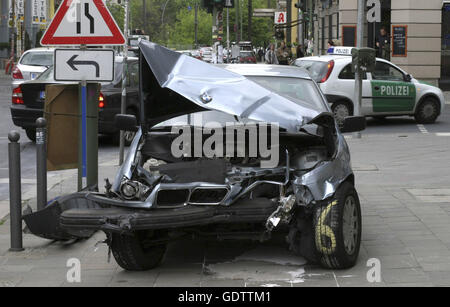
left=139, top=40, right=322, bottom=132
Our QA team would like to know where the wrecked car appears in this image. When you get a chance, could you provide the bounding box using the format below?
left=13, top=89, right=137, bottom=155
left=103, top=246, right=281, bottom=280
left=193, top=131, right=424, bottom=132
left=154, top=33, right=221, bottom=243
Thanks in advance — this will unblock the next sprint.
left=24, top=41, right=365, bottom=270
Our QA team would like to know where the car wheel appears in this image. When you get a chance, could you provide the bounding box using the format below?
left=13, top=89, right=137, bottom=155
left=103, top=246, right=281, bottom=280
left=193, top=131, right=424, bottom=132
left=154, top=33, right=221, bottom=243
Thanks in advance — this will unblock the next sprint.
left=313, top=181, right=362, bottom=269
left=111, top=231, right=167, bottom=271
left=287, top=210, right=320, bottom=264
left=415, top=98, right=439, bottom=124
left=25, top=128, right=36, bottom=142
left=332, top=101, right=353, bottom=127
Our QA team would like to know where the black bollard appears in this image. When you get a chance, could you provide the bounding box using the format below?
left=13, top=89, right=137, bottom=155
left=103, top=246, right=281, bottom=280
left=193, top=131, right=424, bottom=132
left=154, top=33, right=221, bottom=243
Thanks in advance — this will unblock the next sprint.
left=36, top=117, right=47, bottom=211
left=8, top=131, right=24, bottom=252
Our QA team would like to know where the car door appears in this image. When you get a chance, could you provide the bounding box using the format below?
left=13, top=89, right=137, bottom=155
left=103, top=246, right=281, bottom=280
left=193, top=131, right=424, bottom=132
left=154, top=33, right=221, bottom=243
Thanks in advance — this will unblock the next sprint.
left=369, top=61, right=416, bottom=114
left=335, top=63, right=373, bottom=115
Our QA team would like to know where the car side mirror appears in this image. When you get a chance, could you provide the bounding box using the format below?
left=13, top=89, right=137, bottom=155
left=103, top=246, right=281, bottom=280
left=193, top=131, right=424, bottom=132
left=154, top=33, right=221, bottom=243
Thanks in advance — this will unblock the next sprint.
left=404, top=74, right=412, bottom=82
left=115, top=114, right=138, bottom=132
left=340, top=116, right=366, bottom=133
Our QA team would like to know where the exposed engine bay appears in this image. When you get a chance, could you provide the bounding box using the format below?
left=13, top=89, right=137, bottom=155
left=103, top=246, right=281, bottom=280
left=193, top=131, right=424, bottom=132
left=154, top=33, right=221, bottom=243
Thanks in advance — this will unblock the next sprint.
left=100, top=119, right=352, bottom=236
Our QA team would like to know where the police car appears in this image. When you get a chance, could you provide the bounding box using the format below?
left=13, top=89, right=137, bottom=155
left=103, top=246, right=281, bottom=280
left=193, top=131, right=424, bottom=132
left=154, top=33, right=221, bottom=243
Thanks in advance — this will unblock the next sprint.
left=292, top=47, right=445, bottom=124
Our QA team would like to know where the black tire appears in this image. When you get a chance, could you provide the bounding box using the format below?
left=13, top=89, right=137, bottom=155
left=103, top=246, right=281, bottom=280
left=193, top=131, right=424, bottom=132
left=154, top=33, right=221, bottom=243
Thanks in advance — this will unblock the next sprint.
left=288, top=211, right=320, bottom=264
left=331, top=101, right=353, bottom=127
left=25, top=128, right=36, bottom=142
left=372, top=116, right=386, bottom=121
left=415, top=98, right=439, bottom=124
left=313, top=182, right=362, bottom=269
left=111, top=231, right=167, bottom=271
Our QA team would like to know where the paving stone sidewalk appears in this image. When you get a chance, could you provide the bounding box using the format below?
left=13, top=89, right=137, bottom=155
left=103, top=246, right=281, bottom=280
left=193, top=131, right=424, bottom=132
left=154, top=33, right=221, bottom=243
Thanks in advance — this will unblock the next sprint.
left=1, top=132, right=450, bottom=287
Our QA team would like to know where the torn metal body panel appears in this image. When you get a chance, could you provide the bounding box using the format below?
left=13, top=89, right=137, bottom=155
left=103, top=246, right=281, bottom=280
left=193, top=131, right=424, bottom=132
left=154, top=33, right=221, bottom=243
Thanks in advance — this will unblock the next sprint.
left=294, top=134, right=353, bottom=202
left=23, top=41, right=362, bottom=270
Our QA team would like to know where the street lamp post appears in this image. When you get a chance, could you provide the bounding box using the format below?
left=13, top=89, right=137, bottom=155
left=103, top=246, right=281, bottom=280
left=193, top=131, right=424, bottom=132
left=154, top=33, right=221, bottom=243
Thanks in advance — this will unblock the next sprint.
left=161, top=0, right=170, bottom=45
left=354, top=0, right=365, bottom=139
left=195, top=1, right=198, bottom=49
left=11, top=0, right=16, bottom=62
left=226, top=7, right=230, bottom=50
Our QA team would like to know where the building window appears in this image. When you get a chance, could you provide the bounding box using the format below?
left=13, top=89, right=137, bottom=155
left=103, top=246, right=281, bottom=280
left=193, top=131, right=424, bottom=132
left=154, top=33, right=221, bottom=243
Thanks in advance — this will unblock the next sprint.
left=329, top=14, right=333, bottom=40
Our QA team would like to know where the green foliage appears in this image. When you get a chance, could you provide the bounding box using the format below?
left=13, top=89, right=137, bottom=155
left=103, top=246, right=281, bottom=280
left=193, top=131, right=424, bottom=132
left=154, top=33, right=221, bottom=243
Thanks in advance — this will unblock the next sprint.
left=167, top=6, right=213, bottom=48
left=107, top=0, right=276, bottom=49
left=107, top=2, right=125, bottom=31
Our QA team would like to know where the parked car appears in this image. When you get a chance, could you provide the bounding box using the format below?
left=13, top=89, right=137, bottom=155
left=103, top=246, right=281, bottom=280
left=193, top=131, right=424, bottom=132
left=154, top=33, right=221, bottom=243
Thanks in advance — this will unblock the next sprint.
left=238, top=41, right=253, bottom=52
left=292, top=47, right=445, bottom=124
left=24, top=41, right=365, bottom=272
left=239, top=50, right=257, bottom=63
left=199, top=46, right=213, bottom=63
left=10, top=56, right=139, bottom=144
left=11, top=47, right=55, bottom=89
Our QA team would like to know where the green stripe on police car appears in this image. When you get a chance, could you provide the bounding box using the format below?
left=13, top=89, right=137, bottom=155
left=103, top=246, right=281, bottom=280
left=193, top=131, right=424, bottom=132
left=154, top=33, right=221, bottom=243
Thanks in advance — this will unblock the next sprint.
left=371, top=81, right=416, bottom=113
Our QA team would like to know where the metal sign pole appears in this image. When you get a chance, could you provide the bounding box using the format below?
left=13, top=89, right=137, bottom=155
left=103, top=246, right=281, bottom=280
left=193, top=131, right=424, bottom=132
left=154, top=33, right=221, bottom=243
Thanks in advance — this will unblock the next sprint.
left=78, top=78, right=87, bottom=190
left=354, top=0, right=365, bottom=139
left=119, top=0, right=129, bottom=165
left=36, top=117, right=47, bottom=211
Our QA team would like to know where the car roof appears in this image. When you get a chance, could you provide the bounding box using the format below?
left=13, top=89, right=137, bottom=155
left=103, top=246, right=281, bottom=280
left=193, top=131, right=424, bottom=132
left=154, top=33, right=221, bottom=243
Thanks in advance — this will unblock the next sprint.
left=296, top=54, right=393, bottom=64
left=295, top=55, right=351, bottom=62
left=219, top=64, right=312, bottom=79
left=22, top=47, right=55, bottom=53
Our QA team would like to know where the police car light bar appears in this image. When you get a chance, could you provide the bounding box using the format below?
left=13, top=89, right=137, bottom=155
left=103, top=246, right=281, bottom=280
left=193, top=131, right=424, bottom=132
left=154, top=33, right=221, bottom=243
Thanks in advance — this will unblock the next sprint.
left=328, top=47, right=355, bottom=55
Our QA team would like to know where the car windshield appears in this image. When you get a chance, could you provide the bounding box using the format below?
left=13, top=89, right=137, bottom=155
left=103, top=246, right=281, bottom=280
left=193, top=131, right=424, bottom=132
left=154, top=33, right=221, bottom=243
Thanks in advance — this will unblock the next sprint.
left=20, top=51, right=53, bottom=66
left=36, top=66, right=54, bottom=81
left=247, top=76, right=328, bottom=112
left=240, top=51, right=254, bottom=57
left=292, top=60, right=329, bottom=83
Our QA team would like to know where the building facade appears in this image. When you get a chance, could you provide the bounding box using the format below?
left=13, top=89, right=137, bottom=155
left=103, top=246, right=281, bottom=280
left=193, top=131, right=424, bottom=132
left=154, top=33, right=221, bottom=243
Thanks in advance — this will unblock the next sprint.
left=282, top=0, right=446, bottom=86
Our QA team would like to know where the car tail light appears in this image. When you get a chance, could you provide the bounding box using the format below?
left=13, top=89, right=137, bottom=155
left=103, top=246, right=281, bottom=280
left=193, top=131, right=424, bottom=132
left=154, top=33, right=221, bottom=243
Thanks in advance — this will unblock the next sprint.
left=98, top=93, right=105, bottom=108
left=12, top=86, right=23, bottom=104
left=12, top=66, right=23, bottom=80
left=319, top=60, right=335, bottom=83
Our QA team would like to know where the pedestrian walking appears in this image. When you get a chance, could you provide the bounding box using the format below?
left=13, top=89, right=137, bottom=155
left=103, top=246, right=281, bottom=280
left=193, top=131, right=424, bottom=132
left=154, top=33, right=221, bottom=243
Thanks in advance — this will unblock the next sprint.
left=265, top=43, right=279, bottom=64
left=327, top=40, right=335, bottom=54
left=296, top=45, right=304, bottom=59
left=258, top=48, right=264, bottom=62
left=276, top=41, right=292, bottom=65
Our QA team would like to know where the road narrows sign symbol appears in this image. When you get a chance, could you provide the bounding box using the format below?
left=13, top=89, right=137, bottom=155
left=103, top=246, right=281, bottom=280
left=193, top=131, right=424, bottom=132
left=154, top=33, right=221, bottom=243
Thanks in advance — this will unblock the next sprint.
left=41, top=0, right=125, bottom=46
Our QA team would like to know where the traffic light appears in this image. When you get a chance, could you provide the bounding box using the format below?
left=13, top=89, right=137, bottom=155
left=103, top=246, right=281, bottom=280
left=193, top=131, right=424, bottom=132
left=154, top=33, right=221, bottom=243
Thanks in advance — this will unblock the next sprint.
left=352, top=48, right=376, bottom=73
left=202, top=0, right=234, bottom=13
left=295, top=0, right=306, bottom=11
left=275, top=29, right=285, bottom=40
left=201, top=0, right=214, bottom=13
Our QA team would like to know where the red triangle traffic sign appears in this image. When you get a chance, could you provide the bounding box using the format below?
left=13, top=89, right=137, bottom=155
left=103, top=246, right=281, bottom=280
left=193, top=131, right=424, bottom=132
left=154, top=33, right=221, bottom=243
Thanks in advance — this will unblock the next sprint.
left=41, top=0, right=125, bottom=46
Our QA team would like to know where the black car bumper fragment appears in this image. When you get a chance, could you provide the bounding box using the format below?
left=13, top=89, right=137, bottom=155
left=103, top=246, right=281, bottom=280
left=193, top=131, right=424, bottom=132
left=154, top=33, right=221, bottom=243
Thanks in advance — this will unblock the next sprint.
left=10, top=105, right=43, bottom=129
left=59, top=194, right=278, bottom=234
left=23, top=192, right=279, bottom=240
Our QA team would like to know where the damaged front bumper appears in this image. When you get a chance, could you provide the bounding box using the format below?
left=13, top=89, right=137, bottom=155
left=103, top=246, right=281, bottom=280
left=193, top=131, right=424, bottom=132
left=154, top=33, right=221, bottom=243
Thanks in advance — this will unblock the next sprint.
left=23, top=191, right=279, bottom=238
